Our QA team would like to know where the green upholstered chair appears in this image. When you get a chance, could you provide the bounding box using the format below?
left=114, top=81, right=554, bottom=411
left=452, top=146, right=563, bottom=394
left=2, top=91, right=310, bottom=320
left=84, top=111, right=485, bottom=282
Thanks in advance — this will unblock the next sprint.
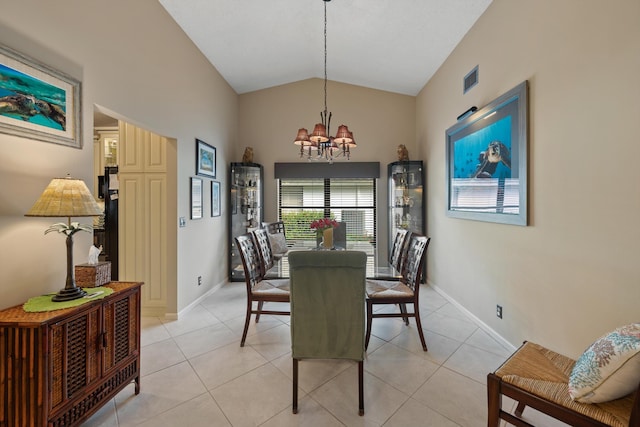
left=235, top=234, right=289, bottom=347
left=289, top=250, right=367, bottom=416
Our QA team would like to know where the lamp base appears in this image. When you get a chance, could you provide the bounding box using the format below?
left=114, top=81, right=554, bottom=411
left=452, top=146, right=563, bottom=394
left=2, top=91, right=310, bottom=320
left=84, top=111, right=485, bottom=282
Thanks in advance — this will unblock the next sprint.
left=51, top=286, right=87, bottom=302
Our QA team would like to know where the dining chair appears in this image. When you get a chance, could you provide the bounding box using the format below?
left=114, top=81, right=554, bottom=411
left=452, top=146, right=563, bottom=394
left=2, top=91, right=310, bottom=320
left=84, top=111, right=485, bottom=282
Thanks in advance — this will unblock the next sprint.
left=365, top=233, right=431, bottom=351
left=387, top=229, right=412, bottom=324
left=263, top=221, right=285, bottom=235
left=289, top=250, right=367, bottom=416
left=235, top=234, right=290, bottom=347
left=251, top=228, right=276, bottom=277
left=389, top=229, right=412, bottom=273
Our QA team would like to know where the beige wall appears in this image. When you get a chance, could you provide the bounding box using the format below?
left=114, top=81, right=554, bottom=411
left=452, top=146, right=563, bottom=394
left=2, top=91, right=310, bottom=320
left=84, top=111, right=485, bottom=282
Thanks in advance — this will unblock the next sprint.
left=0, top=0, right=237, bottom=313
left=1, top=0, right=636, bottom=349
left=418, top=0, right=640, bottom=357
left=238, top=78, right=416, bottom=260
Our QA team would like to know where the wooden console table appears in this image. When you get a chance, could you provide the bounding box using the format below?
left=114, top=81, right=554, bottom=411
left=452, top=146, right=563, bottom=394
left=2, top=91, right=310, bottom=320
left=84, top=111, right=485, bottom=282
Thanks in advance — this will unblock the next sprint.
left=0, top=281, right=142, bottom=427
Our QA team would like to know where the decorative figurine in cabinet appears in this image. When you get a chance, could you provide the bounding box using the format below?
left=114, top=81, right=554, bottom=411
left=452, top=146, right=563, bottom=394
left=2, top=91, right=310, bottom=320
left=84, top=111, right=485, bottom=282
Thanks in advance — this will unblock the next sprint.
left=229, top=162, right=264, bottom=281
left=388, top=160, right=425, bottom=261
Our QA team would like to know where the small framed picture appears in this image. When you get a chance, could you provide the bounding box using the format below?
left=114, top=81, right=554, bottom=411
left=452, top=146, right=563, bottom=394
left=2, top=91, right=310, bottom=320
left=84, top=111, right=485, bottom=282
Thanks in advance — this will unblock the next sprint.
left=191, top=177, right=203, bottom=219
left=211, top=181, right=221, bottom=217
left=196, top=139, right=216, bottom=178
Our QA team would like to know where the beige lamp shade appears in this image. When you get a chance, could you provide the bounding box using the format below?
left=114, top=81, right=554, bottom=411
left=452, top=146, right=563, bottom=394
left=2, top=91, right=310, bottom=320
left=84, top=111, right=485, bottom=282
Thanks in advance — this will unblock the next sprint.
left=25, top=176, right=103, bottom=218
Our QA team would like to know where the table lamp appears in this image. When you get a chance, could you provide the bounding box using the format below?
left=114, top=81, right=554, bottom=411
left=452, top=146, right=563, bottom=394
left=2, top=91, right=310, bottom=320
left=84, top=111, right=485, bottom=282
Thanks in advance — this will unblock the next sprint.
left=25, top=175, right=104, bottom=301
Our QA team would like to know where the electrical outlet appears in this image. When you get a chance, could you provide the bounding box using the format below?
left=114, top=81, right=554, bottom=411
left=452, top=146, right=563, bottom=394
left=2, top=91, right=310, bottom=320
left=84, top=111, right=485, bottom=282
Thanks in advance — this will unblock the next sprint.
left=198, top=276, right=202, bottom=286
left=496, top=305, right=503, bottom=319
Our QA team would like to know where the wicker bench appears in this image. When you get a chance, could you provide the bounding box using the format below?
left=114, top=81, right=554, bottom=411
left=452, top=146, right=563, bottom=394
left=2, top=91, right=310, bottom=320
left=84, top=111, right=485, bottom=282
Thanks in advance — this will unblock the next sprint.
left=487, top=341, right=639, bottom=427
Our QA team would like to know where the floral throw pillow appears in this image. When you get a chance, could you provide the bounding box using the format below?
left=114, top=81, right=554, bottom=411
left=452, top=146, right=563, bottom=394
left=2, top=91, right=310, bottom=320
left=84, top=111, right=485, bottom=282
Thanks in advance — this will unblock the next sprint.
left=568, top=323, right=640, bottom=403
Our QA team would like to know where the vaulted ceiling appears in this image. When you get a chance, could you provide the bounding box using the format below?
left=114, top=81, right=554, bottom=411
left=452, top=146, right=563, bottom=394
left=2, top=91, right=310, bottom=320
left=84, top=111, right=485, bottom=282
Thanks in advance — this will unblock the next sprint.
left=158, top=0, right=493, bottom=96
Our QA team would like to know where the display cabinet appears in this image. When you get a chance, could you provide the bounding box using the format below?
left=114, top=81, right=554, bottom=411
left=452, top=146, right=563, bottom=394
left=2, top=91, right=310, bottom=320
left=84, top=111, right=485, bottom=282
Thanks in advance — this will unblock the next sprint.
left=229, top=162, right=264, bottom=281
left=388, top=160, right=425, bottom=260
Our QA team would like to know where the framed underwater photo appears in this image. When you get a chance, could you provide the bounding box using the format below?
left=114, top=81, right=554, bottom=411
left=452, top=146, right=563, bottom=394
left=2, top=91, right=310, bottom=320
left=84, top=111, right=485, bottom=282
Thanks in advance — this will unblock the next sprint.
left=196, top=138, right=216, bottom=178
left=445, top=81, right=528, bottom=226
left=0, top=44, right=81, bottom=148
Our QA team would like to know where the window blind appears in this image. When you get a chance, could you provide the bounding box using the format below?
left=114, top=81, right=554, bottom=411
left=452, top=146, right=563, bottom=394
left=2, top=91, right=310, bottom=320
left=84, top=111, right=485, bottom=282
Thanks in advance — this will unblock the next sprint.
left=278, top=178, right=377, bottom=250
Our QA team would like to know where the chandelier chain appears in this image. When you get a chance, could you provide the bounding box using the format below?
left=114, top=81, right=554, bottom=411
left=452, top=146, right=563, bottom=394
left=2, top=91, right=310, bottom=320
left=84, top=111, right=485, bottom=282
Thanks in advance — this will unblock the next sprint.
left=323, top=0, right=328, bottom=115
left=293, top=0, right=354, bottom=162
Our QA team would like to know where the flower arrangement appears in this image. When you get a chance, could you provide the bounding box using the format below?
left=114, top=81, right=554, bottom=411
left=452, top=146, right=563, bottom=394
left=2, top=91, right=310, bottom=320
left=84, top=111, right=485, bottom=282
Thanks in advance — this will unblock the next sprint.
left=310, top=218, right=338, bottom=235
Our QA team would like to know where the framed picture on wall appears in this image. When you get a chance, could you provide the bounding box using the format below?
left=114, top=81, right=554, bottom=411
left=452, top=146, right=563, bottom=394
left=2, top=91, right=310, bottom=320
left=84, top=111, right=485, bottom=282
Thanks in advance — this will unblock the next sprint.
left=196, top=139, right=216, bottom=178
left=445, top=80, right=528, bottom=226
left=0, top=44, right=81, bottom=148
left=211, top=181, right=221, bottom=217
left=191, top=177, right=203, bottom=219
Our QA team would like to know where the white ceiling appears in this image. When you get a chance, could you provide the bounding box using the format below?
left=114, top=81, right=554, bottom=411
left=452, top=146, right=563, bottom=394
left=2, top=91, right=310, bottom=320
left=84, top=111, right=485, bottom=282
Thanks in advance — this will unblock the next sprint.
left=158, top=0, right=493, bottom=96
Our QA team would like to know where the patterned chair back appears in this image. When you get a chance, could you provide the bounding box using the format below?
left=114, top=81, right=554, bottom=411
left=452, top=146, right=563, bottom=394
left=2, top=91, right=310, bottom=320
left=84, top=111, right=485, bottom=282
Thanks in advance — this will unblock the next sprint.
left=235, top=234, right=262, bottom=289
left=401, top=234, right=430, bottom=292
left=389, top=229, right=412, bottom=272
left=252, top=228, right=275, bottom=276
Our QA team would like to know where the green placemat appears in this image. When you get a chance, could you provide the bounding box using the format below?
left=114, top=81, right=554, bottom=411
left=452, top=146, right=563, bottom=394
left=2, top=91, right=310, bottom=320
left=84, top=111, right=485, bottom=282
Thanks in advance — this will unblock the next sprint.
left=23, top=287, right=114, bottom=312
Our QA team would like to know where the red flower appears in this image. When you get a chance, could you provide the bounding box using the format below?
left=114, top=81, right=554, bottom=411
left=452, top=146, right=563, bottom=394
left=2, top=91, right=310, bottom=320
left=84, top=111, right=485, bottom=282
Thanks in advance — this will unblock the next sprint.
left=310, top=218, right=338, bottom=231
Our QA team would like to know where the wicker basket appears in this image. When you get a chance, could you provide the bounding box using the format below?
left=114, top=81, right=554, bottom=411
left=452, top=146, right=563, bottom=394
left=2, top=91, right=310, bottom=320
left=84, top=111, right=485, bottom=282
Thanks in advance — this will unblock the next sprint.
left=75, top=262, right=111, bottom=287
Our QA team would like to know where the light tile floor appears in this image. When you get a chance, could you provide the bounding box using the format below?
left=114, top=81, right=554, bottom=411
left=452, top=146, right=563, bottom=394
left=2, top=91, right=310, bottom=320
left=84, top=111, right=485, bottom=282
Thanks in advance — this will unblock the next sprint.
left=83, top=284, right=570, bottom=426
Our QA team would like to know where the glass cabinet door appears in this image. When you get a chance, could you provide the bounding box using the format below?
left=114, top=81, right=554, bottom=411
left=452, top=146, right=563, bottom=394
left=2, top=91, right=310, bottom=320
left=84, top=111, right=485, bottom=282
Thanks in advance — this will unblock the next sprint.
left=388, top=160, right=425, bottom=259
left=229, top=162, right=264, bottom=281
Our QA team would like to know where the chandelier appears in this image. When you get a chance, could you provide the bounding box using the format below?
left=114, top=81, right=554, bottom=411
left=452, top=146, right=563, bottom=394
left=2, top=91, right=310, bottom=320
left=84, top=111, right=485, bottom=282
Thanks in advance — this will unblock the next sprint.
left=293, top=0, right=356, bottom=162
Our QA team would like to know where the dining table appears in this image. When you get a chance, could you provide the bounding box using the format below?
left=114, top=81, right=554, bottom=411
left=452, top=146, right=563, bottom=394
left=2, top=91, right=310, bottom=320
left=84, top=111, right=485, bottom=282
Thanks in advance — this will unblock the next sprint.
left=264, top=248, right=401, bottom=280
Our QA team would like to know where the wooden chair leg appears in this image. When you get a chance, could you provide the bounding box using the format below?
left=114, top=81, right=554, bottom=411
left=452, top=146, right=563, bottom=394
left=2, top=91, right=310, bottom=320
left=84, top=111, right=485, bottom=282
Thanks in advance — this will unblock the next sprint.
left=358, top=360, right=364, bottom=416
left=399, top=303, right=409, bottom=325
left=413, top=302, right=428, bottom=351
left=240, top=300, right=252, bottom=347
left=515, top=402, right=526, bottom=417
left=255, top=301, right=264, bottom=322
left=365, top=300, right=373, bottom=350
left=487, top=373, right=501, bottom=427
left=292, top=358, right=298, bottom=414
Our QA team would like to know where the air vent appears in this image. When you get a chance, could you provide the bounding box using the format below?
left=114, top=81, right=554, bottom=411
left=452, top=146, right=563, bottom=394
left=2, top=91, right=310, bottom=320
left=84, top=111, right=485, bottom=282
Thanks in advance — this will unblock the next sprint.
left=464, top=65, right=479, bottom=94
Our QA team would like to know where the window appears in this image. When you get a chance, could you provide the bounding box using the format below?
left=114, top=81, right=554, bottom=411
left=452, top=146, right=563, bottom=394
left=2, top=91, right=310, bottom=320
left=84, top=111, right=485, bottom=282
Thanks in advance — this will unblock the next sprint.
left=278, top=178, right=377, bottom=254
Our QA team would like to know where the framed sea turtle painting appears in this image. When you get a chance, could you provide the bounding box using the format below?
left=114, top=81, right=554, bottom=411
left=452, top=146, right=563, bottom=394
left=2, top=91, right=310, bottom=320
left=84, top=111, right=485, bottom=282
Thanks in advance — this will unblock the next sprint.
left=445, top=81, right=528, bottom=226
left=0, top=44, right=81, bottom=148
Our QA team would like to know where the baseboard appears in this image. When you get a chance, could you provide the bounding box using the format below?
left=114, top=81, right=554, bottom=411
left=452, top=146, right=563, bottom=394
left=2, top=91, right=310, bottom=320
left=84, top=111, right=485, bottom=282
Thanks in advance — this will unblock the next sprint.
left=163, top=279, right=227, bottom=320
left=427, top=280, right=517, bottom=353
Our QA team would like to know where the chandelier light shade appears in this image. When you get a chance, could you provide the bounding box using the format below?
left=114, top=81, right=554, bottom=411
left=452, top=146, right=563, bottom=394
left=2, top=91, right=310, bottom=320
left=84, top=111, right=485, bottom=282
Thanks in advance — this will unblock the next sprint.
left=293, top=128, right=311, bottom=146
left=310, top=123, right=329, bottom=143
left=293, top=0, right=356, bottom=162
left=26, top=175, right=104, bottom=301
